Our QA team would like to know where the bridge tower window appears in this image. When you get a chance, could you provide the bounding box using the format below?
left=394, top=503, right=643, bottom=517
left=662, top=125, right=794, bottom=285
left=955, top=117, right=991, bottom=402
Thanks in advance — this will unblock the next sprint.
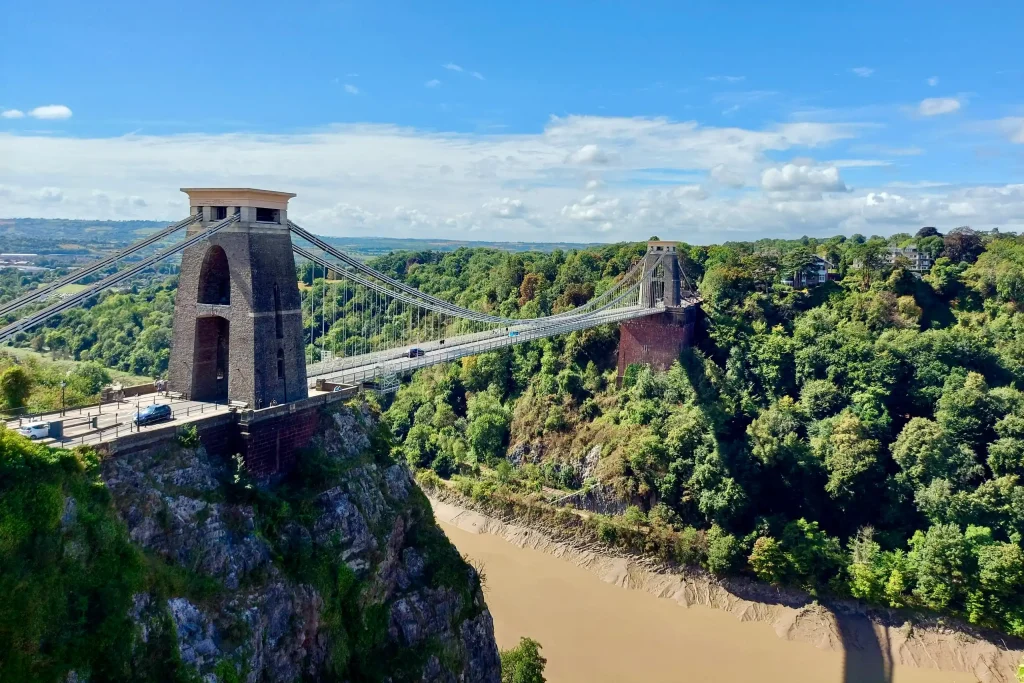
left=277, top=348, right=285, bottom=380
left=197, top=245, right=230, bottom=305
left=256, top=207, right=281, bottom=223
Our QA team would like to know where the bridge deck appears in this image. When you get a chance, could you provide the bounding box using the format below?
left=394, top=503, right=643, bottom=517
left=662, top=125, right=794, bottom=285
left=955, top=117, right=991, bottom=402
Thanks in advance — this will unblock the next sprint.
left=4, top=395, right=234, bottom=449
left=307, top=303, right=668, bottom=387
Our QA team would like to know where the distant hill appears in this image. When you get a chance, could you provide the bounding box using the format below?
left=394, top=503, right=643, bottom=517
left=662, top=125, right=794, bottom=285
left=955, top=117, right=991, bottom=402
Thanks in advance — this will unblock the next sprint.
left=0, top=218, right=601, bottom=256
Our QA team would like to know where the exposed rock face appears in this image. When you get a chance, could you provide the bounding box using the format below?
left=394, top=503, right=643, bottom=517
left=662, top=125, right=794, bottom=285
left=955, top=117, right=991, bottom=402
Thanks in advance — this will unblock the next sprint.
left=557, top=481, right=631, bottom=515
left=99, top=404, right=501, bottom=683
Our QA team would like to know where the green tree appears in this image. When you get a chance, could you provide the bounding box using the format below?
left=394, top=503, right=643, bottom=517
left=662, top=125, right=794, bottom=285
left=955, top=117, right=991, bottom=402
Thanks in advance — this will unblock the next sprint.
left=747, top=397, right=808, bottom=467
left=500, top=637, right=546, bottom=683
left=468, top=412, right=510, bottom=461
left=811, top=411, right=881, bottom=502
left=908, top=524, right=972, bottom=612
left=800, top=379, right=845, bottom=420
left=749, top=536, right=789, bottom=585
left=623, top=505, right=646, bottom=532
left=988, top=414, right=1024, bottom=477
left=935, top=372, right=999, bottom=456
left=891, top=418, right=982, bottom=489
left=705, top=524, right=743, bottom=575
left=0, top=365, right=32, bottom=410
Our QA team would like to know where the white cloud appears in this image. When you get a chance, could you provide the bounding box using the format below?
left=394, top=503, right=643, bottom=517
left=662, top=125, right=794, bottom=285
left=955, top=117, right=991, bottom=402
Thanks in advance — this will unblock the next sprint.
left=995, top=117, right=1024, bottom=144
left=561, top=195, right=622, bottom=223
left=706, top=75, right=745, bottom=83
left=828, top=159, right=892, bottom=168
left=851, top=67, right=875, bottom=78
left=343, top=84, right=360, bottom=95
left=425, top=79, right=441, bottom=88
left=918, top=97, right=961, bottom=116
left=881, top=147, right=923, bottom=156
left=566, top=144, right=609, bottom=165
left=709, top=164, right=747, bottom=188
left=2, top=109, right=25, bottom=119
left=761, top=164, right=847, bottom=192
left=926, top=76, right=939, bottom=87
left=29, top=105, right=72, bottom=120
left=37, top=187, right=64, bottom=203
left=443, top=63, right=484, bottom=81
left=2, top=115, right=1021, bottom=241
left=483, top=197, right=526, bottom=219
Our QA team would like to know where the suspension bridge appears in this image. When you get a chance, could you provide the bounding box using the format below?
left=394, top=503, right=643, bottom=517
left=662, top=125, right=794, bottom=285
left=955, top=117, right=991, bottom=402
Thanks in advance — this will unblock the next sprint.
left=0, top=188, right=698, bottom=462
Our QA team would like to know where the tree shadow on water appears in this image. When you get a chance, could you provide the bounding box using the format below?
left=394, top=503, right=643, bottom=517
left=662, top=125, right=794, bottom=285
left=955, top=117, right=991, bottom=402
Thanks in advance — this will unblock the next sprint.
left=836, top=608, right=892, bottom=683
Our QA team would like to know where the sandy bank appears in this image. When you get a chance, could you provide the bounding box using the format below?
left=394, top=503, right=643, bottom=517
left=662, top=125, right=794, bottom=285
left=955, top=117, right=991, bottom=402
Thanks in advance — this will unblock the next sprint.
left=429, top=493, right=1023, bottom=683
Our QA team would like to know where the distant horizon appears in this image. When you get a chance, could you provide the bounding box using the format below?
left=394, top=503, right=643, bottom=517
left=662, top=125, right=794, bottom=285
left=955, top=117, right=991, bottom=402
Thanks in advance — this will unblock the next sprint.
left=1, top=215, right=989, bottom=250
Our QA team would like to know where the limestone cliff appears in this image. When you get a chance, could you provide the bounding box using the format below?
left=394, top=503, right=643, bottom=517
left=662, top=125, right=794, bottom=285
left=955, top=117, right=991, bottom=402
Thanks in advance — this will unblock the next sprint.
left=0, top=401, right=501, bottom=683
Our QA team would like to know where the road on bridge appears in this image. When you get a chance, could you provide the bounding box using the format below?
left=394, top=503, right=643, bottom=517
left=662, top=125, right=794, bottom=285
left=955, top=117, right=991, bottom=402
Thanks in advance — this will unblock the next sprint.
left=4, top=394, right=233, bottom=449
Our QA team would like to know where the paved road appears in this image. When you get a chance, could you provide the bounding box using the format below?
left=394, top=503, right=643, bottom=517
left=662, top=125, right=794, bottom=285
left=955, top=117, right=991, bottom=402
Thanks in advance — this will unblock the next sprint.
left=5, top=394, right=232, bottom=448
left=308, top=304, right=664, bottom=388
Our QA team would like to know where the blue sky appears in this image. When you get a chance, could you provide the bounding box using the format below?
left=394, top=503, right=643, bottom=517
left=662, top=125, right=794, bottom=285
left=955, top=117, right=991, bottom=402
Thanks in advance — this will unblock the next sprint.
left=2, top=1, right=1023, bottom=242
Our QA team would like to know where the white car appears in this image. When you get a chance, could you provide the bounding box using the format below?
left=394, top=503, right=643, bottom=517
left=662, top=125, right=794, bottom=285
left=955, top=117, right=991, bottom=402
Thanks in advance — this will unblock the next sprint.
left=18, top=422, right=50, bottom=440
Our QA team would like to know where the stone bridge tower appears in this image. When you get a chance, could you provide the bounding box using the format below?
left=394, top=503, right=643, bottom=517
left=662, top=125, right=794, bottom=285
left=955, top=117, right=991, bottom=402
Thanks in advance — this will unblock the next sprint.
left=617, top=241, right=699, bottom=380
left=168, top=188, right=308, bottom=408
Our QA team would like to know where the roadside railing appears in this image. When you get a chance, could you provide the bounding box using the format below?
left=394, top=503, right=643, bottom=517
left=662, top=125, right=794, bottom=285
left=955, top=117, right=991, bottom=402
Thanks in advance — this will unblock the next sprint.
left=43, top=397, right=232, bottom=448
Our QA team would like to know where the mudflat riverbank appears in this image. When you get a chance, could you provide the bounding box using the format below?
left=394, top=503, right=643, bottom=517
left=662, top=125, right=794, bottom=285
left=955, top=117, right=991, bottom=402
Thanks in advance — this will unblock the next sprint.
left=431, top=496, right=1021, bottom=683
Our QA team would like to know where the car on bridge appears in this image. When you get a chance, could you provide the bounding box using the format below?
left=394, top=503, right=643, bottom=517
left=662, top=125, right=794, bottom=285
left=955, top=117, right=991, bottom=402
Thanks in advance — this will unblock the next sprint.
left=18, top=422, right=50, bottom=440
left=508, top=330, right=519, bottom=338
left=408, top=348, right=426, bottom=358
left=134, top=403, right=172, bottom=426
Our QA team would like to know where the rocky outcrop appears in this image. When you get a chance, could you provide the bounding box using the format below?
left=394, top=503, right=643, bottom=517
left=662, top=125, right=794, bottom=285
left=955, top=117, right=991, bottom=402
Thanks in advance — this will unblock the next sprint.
left=98, top=404, right=501, bottom=683
left=555, top=481, right=630, bottom=515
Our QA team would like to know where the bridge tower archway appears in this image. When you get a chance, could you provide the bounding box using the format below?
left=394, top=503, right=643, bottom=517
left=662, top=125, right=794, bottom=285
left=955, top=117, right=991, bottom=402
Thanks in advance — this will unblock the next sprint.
left=191, top=315, right=230, bottom=401
left=168, top=188, right=308, bottom=408
left=197, top=245, right=231, bottom=305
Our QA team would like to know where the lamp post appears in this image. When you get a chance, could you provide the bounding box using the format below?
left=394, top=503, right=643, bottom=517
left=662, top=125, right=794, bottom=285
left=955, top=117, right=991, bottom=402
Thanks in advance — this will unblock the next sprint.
left=60, top=380, right=67, bottom=417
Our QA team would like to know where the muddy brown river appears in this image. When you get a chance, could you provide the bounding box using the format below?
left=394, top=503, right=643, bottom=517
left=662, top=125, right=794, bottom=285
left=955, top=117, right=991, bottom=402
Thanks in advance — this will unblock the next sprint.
left=439, top=517, right=978, bottom=683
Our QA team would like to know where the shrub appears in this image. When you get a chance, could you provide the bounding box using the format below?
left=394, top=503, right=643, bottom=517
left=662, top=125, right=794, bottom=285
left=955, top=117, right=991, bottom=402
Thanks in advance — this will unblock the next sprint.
left=176, top=424, right=200, bottom=448
left=543, top=405, right=567, bottom=432
left=675, top=527, right=708, bottom=566
left=705, top=524, right=743, bottom=575
left=623, top=505, right=647, bottom=532
left=578, top=398, right=601, bottom=421
left=596, top=519, right=618, bottom=545
left=430, top=452, right=456, bottom=479
left=415, top=469, right=443, bottom=491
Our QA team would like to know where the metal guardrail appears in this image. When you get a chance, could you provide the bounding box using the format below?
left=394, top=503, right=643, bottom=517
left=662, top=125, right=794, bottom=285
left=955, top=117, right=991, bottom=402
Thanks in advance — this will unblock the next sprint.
left=12, top=396, right=232, bottom=449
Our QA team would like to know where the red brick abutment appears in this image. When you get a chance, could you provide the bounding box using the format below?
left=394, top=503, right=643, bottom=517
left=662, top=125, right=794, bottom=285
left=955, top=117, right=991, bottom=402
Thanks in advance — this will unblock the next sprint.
left=616, top=306, right=699, bottom=381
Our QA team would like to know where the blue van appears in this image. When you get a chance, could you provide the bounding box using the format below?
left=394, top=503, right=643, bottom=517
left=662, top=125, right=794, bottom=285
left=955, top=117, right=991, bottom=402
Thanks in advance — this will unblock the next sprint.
left=135, top=403, right=172, bottom=426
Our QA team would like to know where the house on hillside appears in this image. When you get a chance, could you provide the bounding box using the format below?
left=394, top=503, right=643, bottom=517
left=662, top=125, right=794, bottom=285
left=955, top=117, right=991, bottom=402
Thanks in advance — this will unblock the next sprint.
left=885, top=245, right=934, bottom=273
left=782, top=255, right=835, bottom=288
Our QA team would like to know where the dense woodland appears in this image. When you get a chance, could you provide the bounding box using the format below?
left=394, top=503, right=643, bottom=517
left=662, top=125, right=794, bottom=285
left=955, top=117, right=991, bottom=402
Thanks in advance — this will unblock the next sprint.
left=3, top=226, right=1024, bottom=639
left=380, top=227, right=1024, bottom=638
